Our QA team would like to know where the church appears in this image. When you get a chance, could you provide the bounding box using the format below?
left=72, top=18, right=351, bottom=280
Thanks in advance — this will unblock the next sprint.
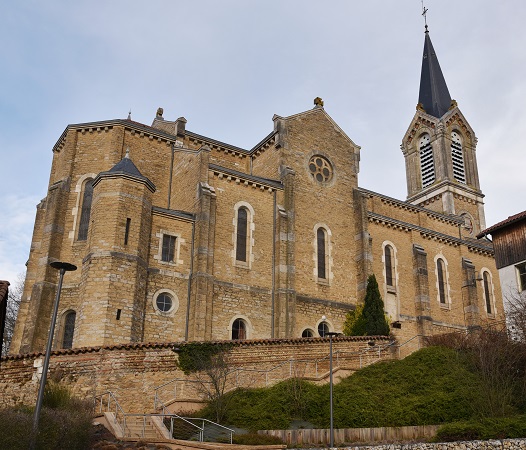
left=10, top=27, right=504, bottom=355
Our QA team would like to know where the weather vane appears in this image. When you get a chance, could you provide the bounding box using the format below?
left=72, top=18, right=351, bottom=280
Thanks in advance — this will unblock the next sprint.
left=421, top=0, right=429, bottom=30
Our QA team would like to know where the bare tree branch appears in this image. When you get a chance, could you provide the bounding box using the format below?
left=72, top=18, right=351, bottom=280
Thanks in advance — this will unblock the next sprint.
left=2, top=273, right=24, bottom=356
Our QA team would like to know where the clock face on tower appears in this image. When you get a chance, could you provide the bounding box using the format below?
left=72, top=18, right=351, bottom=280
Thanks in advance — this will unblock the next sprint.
left=308, top=155, right=333, bottom=183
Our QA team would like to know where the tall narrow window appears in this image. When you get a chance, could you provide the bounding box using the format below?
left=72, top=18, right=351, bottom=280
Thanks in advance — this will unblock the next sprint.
left=451, top=131, right=466, bottom=184
left=77, top=179, right=94, bottom=241
left=161, top=235, right=176, bottom=263
left=419, top=134, right=435, bottom=188
left=232, top=318, right=247, bottom=340
left=62, top=311, right=76, bottom=349
left=385, top=245, right=394, bottom=287
left=483, top=271, right=493, bottom=314
left=124, top=218, right=131, bottom=245
left=317, top=228, right=327, bottom=279
left=236, top=207, right=248, bottom=262
left=437, top=258, right=446, bottom=305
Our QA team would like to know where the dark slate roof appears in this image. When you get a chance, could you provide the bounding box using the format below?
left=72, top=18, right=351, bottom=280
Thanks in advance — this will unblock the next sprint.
left=108, top=154, right=144, bottom=177
left=418, top=29, right=452, bottom=118
left=95, top=153, right=156, bottom=192
left=477, top=210, right=526, bottom=238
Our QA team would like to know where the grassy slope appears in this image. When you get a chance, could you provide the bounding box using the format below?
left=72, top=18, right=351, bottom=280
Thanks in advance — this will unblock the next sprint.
left=201, top=346, right=490, bottom=430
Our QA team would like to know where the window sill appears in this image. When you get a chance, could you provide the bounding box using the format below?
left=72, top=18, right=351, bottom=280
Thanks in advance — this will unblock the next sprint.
left=316, top=278, right=330, bottom=286
left=234, top=261, right=250, bottom=270
left=439, top=303, right=451, bottom=311
left=386, top=285, right=397, bottom=294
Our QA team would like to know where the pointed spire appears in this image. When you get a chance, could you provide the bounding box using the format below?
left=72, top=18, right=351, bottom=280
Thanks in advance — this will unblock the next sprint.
left=418, top=29, right=452, bottom=118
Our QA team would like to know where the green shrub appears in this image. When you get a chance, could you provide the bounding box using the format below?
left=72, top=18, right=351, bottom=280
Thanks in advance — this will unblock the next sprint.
left=434, top=416, right=526, bottom=442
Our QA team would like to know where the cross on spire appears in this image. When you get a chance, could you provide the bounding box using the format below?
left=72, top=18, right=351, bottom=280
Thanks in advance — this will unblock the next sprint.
left=421, top=0, right=429, bottom=31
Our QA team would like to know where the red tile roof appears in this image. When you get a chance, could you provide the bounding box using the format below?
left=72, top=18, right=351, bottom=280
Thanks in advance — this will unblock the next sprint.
left=1, top=335, right=389, bottom=361
left=477, top=210, right=526, bottom=238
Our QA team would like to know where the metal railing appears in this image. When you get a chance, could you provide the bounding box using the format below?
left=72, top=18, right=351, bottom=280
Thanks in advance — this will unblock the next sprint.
left=153, top=340, right=396, bottom=409
left=94, top=391, right=130, bottom=437
left=94, top=391, right=234, bottom=443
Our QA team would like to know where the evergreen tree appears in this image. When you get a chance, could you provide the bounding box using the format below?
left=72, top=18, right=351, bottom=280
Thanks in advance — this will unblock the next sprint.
left=362, top=274, right=390, bottom=336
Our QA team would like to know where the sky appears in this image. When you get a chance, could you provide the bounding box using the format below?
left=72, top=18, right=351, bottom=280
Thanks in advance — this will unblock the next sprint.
left=1, top=1, right=526, bottom=285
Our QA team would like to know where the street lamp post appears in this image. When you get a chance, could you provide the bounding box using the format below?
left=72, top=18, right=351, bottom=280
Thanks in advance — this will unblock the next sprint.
left=326, top=331, right=339, bottom=449
left=32, top=261, right=77, bottom=448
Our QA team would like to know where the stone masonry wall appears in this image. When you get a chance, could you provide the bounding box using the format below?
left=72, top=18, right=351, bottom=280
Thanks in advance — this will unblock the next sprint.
left=0, top=336, right=391, bottom=413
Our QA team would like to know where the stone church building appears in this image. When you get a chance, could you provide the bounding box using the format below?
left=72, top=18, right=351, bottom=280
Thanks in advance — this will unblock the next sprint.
left=11, top=29, right=504, bottom=355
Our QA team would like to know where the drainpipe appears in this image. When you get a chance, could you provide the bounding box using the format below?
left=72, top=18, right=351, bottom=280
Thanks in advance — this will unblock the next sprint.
left=271, top=189, right=276, bottom=338
left=185, top=217, right=196, bottom=341
left=167, top=143, right=175, bottom=209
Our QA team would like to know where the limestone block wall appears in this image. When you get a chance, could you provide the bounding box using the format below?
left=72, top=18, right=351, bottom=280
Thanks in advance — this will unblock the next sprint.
left=251, top=135, right=281, bottom=180
left=211, top=281, right=273, bottom=340
left=295, top=297, right=353, bottom=337
left=210, top=173, right=278, bottom=286
left=276, top=109, right=361, bottom=306
left=0, top=337, right=391, bottom=413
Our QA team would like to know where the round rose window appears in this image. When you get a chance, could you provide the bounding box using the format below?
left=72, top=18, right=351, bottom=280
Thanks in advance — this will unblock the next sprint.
left=308, top=156, right=333, bottom=183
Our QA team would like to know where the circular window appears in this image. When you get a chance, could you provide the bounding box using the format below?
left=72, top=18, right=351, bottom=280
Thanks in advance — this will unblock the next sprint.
left=156, top=293, right=173, bottom=312
left=308, top=156, right=333, bottom=183
left=152, top=289, right=179, bottom=315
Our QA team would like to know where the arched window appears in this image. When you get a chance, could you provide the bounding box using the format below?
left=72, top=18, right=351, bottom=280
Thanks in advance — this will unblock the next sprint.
left=301, top=328, right=315, bottom=338
left=232, top=318, right=247, bottom=340
left=384, top=245, right=394, bottom=287
left=235, top=207, right=249, bottom=263
left=317, top=227, right=328, bottom=280
left=483, top=271, right=494, bottom=315
left=451, top=131, right=466, bottom=184
left=77, top=179, right=94, bottom=241
left=62, top=311, right=76, bottom=349
left=437, top=258, right=447, bottom=305
left=318, top=321, right=329, bottom=337
left=419, top=134, right=435, bottom=188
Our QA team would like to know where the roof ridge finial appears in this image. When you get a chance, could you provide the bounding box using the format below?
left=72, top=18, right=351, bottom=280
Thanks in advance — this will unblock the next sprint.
left=421, top=0, right=429, bottom=32
left=127, top=109, right=132, bottom=120
left=125, top=147, right=130, bottom=159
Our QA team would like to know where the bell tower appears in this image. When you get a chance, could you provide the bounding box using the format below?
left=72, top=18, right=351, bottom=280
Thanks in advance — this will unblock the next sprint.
left=401, top=26, right=486, bottom=236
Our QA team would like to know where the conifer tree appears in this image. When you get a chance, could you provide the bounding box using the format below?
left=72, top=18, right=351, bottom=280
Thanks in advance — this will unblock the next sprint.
left=362, top=274, right=390, bottom=336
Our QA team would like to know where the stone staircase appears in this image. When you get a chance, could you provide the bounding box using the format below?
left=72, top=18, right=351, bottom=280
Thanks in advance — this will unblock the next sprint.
left=123, top=414, right=168, bottom=440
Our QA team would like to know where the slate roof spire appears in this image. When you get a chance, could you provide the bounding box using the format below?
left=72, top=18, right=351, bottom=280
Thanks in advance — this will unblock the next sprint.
left=418, top=27, right=452, bottom=118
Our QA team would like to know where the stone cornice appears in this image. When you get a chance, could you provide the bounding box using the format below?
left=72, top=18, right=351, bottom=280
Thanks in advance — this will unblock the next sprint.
left=367, top=212, right=494, bottom=255
left=249, top=131, right=278, bottom=158
left=186, top=130, right=248, bottom=157
left=152, top=207, right=194, bottom=222
left=210, top=163, right=283, bottom=192
left=92, top=171, right=156, bottom=193
left=357, top=187, right=464, bottom=226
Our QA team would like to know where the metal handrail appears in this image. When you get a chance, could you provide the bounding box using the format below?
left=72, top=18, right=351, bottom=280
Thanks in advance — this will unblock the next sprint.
left=153, top=339, right=397, bottom=408
left=94, top=391, right=130, bottom=436
left=94, top=391, right=232, bottom=443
